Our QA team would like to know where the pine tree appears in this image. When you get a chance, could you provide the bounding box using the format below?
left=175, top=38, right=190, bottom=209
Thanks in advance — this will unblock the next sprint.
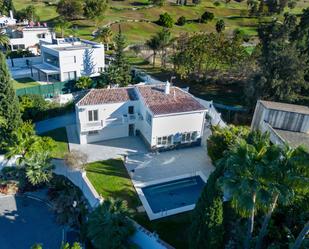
left=0, top=51, right=21, bottom=145
left=105, top=27, right=132, bottom=86
left=189, top=164, right=224, bottom=249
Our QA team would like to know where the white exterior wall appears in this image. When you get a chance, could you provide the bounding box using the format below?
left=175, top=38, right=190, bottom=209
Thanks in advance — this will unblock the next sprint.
left=151, top=112, right=206, bottom=147
left=41, top=43, right=105, bottom=81
left=0, top=16, right=16, bottom=27
left=77, top=100, right=139, bottom=144
left=9, top=28, right=54, bottom=54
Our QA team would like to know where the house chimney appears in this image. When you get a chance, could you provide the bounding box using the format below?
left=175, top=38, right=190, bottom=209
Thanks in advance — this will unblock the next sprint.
left=165, top=81, right=170, bottom=94
left=9, top=10, right=13, bottom=19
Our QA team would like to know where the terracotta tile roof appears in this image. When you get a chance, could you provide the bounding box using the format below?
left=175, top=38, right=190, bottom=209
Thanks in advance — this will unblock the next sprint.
left=260, top=100, right=309, bottom=115
left=137, top=85, right=206, bottom=115
left=77, top=88, right=138, bottom=106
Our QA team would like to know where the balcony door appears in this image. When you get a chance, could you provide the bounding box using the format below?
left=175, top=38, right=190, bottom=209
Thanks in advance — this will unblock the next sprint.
left=128, top=106, right=134, bottom=114
left=129, top=124, right=135, bottom=136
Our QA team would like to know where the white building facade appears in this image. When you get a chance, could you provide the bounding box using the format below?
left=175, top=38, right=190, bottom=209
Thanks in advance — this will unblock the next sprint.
left=6, top=24, right=54, bottom=54
left=76, top=83, right=207, bottom=150
left=0, top=11, right=16, bottom=27
left=30, top=38, right=105, bottom=82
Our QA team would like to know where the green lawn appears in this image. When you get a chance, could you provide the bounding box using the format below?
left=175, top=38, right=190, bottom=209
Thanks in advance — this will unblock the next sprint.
left=40, top=127, right=69, bottom=159
left=86, top=159, right=140, bottom=208
left=86, top=159, right=191, bottom=249
left=13, top=0, right=307, bottom=44
left=13, top=77, right=40, bottom=89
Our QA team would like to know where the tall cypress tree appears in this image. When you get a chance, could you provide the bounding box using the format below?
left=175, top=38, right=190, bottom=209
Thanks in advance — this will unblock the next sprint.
left=0, top=51, right=21, bottom=145
left=105, top=26, right=132, bottom=87
left=189, top=164, right=224, bottom=249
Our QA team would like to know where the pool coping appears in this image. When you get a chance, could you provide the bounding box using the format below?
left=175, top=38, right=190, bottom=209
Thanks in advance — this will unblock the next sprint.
left=133, top=171, right=208, bottom=220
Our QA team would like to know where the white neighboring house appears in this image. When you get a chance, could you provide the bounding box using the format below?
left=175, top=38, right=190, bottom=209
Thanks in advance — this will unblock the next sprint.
left=0, top=11, right=16, bottom=27
left=251, top=100, right=309, bottom=150
left=75, top=82, right=207, bottom=150
left=30, top=38, right=105, bottom=82
left=5, top=23, right=54, bottom=55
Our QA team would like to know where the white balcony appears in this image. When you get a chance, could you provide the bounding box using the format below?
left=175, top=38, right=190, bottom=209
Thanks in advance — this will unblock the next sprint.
left=122, top=113, right=143, bottom=123
left=80, top=120, right=103, bottom=132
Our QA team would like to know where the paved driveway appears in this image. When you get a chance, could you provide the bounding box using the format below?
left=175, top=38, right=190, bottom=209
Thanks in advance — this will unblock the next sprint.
left=0, top=195, right=62, bottom=249
left=66, top=125, right=148, bottom=162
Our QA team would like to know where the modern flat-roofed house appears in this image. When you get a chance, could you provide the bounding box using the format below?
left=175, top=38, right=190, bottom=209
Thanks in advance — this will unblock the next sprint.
left=30, top=38, right=105, bottom=82
left=75, top=82, right=207, bottom=150
left=6, top=23, right=54, bottom=54
left=251, top=100, right=309, bottom=149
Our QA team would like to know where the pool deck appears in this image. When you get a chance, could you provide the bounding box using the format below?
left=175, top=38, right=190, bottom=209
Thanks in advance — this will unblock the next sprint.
left=125, top=128, right=215, bottom=220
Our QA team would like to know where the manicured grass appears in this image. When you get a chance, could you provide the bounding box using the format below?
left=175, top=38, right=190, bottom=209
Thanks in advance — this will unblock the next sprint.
left=13, top=78, right=40, bottom=89
left=86, top=159, right=191, bottom=249
left=86, top=159, right=140, bottom=209
left=40, top=127, right=69, bottom=159
left=13, top=0, right=306, bottom=44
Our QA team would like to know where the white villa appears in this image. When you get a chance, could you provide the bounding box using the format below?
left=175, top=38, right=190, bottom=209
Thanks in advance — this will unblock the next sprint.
left=29, top=38, right=105, bottom=82
left=5, top=23, right=54, bottom=54
left=0, top=11, right=16, bottom=27
left=251, top=100, right=309, bottom=149
left=75, top=82, right=207, bottom=150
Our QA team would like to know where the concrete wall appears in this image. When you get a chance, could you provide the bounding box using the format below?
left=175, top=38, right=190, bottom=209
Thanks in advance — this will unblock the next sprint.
left=6, top=56, right=42, bottom=69
left=251, top=101, right=309, bottom=134
left=151, top=112, right=205, bottom=147
left=77, top=101, right=140, bottom=144
left=41, top=43, right=105, bottom=82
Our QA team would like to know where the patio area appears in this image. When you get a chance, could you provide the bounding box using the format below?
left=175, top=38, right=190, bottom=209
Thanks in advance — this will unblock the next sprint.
left=66, top=125, right=148, bottom=162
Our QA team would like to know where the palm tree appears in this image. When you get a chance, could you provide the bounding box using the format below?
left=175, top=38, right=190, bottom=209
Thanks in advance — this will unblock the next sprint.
left=87, top=198, right=135, bottom=249
left=219, top=132, right=270, bottom=249
left=5, top=121, right=38, bottom=165
left=24, top=150, right=53, bottom=186
left=95, top=27, right=113, bottom=50
left=255, top=145, right=309, bottom=249
left=0, top=30, right=9, bottom=48
left=54, top=18, right=71, bottom=38
left=291, top=221, right=309, bottom=249
left=146, top=35, right=160, bottom=68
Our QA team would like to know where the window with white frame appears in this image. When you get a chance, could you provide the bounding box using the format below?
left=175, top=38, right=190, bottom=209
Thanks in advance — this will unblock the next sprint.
left=88, top=130, right=99, bottom=135
left=146, top=112, right=152, bottom=126
left=181, top=131, right=198, bottom=143
left=157, top=135, right=173, bottom=146
left=88, top=110, right=98, bottom=122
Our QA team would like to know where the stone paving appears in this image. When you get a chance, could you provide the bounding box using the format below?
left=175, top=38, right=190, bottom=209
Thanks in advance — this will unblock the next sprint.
left=66, top=125, right=147, bottom=162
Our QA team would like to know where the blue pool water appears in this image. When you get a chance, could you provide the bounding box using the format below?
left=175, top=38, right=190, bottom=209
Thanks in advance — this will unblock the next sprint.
left=142, top=176, right=205, bottom=214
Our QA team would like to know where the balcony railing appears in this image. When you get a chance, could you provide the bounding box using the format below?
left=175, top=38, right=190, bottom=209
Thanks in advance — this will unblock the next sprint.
left=122, top=113, right=143, bottom=123
left=80, top=121, right=103, bottom=132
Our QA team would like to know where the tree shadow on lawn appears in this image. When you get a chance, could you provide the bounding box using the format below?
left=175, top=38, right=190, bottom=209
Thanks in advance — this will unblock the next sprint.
left=131, top=1, right=150, bottom=6
left=41, top=128, right=68, bottom=143
left=103, top=188, right=141, bottom=210
left=86, top=159, right=130, bottom=179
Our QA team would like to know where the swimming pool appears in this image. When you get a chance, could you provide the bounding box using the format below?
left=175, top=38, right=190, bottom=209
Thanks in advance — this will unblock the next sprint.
left=141, top=175, right=205, bottom=215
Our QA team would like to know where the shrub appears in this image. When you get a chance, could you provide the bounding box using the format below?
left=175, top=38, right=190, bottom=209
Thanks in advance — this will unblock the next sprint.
left=19, top=94, right=74, bottom=122
left=207, top=125, right=250, bottom=163
left=177, top=16, right=186, bottom=26
left=216, top=19, right=225, bottom=33
left=200, top=11, right=214, bottom=23
left=157, top=12, right=174, bottom=28
left=76, top=76, right=93, bottom=89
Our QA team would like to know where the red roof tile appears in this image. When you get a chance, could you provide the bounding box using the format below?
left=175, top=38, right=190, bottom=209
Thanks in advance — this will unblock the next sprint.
left=137, top=85, right=206, bottom=115
left=77, top=88, right=138, bottom=106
